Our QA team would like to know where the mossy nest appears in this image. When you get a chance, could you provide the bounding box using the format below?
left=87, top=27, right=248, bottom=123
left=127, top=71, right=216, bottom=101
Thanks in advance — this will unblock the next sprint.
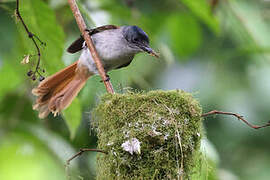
left=92, top=90, right=203, bottom=179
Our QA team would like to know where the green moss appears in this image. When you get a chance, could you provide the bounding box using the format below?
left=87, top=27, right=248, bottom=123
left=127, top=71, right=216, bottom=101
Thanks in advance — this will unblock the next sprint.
left=92, top=90, right=203, bottom=179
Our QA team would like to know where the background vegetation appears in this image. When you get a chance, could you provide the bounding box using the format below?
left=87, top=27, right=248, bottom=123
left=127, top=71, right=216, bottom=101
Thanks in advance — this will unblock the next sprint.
left=0, top=0, right=270, bottom=179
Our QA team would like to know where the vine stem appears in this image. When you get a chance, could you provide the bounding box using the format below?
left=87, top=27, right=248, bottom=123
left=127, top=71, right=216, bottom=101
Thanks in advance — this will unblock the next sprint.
left=67, top=0, right=114, bottom=93
left=66, top=148, right=107, bottom=165
left=16, top=0, right=44, bottom=77
left=202, top=110, right=270, bottom=129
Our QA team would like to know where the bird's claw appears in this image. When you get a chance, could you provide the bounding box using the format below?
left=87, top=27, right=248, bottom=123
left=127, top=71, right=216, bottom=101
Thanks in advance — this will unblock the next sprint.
left=100, top=75, right=110, bottom=83
left=84, top=28, right=91, bottom=33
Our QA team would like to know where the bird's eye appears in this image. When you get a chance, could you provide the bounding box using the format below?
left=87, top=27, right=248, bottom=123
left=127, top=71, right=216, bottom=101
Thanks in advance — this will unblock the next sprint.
left=133, top=38, right=138, bottom=42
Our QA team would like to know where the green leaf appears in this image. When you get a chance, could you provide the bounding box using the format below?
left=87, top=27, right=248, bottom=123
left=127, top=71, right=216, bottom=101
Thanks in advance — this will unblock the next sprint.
left=167, top=13, right=202, bottom=57
left=0, top=7, right=22, bottom=99
left=16, top=0, right=65, bottom=74
left=0, top=62, right=22, bottom=100
left=0, top=0, right=65, bottom=117
left=63, top=98, right=82, bottom=139
left=227, top=1, right=270, bottom=51
left=180, top=0, right=219, bottom=33
left=0, top=0, right=16, bottom=2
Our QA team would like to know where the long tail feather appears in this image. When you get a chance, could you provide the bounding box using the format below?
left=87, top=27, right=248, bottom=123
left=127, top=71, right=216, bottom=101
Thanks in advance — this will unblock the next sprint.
left=32, top=61, right=90, bottom=118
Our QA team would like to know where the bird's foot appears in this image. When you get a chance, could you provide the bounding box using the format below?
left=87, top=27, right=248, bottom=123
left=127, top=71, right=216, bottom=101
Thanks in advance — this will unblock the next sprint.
left=84, top=28, right=94, bottom=35
left=84, top=28, right=91, bottom=33
left=100, top=74, right=110, bottom=82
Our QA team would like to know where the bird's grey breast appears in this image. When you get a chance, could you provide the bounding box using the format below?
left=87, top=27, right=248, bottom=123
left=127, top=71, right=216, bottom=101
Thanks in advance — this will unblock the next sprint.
left=91, top=28, right=137, bottom=71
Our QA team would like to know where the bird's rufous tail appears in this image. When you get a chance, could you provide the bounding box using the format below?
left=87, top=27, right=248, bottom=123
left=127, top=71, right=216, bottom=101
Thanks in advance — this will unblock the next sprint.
left=32, top=61, right=91, bottom=118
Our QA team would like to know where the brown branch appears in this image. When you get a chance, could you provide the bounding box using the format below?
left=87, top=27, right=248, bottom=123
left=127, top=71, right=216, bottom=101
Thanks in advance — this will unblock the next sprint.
left=15, top=0, right=45, bottom=81
left=67, top=0, right=114, bottom=94
left=202, top=110, right=270, bottom=129
left=210, top=0, right=219, bottom=12
left=66, top=148, right=107, bottom=165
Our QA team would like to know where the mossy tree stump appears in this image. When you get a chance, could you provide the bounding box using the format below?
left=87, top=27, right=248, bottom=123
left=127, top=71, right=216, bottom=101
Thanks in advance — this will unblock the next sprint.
left=92, top=90, right=203, bottom=179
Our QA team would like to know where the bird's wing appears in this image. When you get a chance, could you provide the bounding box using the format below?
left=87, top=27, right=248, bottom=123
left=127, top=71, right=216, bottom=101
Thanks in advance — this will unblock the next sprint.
left=67, top=25, right=119, bottom=54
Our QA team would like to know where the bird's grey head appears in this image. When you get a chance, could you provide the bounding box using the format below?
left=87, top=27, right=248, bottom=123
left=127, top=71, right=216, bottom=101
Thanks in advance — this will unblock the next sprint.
left=122, top=26, right=159, bottom=58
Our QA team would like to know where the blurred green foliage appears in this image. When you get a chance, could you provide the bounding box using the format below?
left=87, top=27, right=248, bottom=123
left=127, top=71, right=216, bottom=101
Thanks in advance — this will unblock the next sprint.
left=0, top=0, right=270, bottom=179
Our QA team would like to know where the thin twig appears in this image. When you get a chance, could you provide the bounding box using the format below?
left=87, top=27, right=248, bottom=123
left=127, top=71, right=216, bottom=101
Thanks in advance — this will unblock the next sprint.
left=66, top=148, right=107, bottom=165
left=15, top=0, right=45, bottom=80
left=202, top=110, right=270, bottom=129
left=67, top=0, right=114, bottom=94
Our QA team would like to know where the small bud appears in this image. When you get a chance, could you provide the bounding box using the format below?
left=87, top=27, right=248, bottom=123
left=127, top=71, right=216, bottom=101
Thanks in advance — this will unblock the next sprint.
left=39, top=76, right=45, bottom=81
left=32, top=75, right=36, bottom=81
left=28, top=32, right=33, bottom=38
left=27, top=70, right=33, bottom=76
left=21, top=55, right=30, bottom=64
left=14, top=10, right=19, bottom=23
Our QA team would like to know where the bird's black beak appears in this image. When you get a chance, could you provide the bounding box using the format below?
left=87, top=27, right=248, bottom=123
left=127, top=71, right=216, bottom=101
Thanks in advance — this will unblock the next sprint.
left=139, top=43, right=159, bottom=58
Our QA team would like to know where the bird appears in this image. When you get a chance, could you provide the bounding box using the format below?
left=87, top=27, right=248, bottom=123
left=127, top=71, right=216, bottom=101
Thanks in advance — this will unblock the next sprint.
left=32, top=25, right=159, bottom=118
